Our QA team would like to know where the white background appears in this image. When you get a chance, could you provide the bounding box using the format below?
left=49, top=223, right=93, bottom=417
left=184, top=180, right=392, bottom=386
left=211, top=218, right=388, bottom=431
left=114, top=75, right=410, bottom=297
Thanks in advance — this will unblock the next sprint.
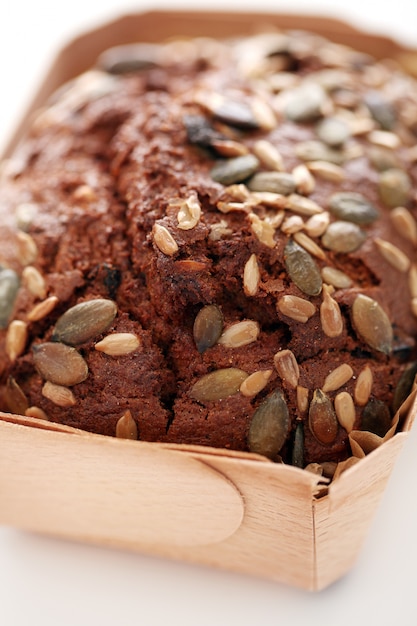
left=1, top=1, right=417, bottom=624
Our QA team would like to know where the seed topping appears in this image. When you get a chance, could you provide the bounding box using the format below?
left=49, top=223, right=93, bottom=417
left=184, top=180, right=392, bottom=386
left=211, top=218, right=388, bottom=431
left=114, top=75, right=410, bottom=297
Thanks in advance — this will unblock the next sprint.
left=322, top=220, right=366, bottom=253
left=334, top=392, right=356, bottom=432
left=175, top=195, right=202, bottom=230
left=0, top=268, right=20, bottom=329
left=218, top=320, right=260, bottom=348
left=277, top=295, right=316, bottom=323
left=42, top=381, right=76, bottom=407
left=273, top=349, right=299, bottom=388
left=390, top=207, right=417, bottom=245
left=322, top=363, right=353, bottom=392
left=374, top=237, right=410, bottom=272
left=321, top=266, right=352, bottom=289
left=284, top=239, right=322, bottom=296
left=248, top=389, right=290, bottom=459
left=153, top=223, right=179, bottom=256
left=95, top=333, right=140, bottom=356
left=328, top=192, right=379, bottom=225
left=240, top=369, right=272, bottom=397
left=211, top=154, right=260, bottom=185
left=252, top=139, right=284, bottom=171
left=6, top=320, right=28, bottom=362
left=378, top=168, right=411, bottom=208
left=351, top=294, right=393, bottom=354
left=320, top=285, right=344, bottom=337
left=189, top=368, right=248, bottom=402
left=52, top=299, right=117, bottom=346
left=248, top=171, right=296, bottom=195
left=354, top=365, right=373, bottom=406
left=33, top=342, right=89, bottom=386
left=22, top=266, right=47, bottom=299
left=193, top=304, right=224, bottom=353
left=243, top=253, right=260, bottom=296
left=308, top=389, right=338, bottom=444
left=248, top=213, right=276, bottom=248
left=116, top=410, right=138, bottom=440
left=27, top=296, right=59, bottom=322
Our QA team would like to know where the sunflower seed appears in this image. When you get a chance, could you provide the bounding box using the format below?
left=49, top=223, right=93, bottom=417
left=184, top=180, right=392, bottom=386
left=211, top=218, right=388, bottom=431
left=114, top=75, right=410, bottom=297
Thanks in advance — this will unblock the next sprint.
left=42, top=381, right=76, bottom=407
left=210, top=139, right=249, bottom=157
left=322, top=363, right=353, bottom=392
left=72, top=184, right=97, bottom=202
left=286, top=193, right=323, bottom=216
left=285, top=83, right=326, bottom=122
left=328, top=192, right=379, bottom=225
left=277, top=295, right=316, bottom=323
left=309, top=389, right=338, bottom=444
left=33, top=342, right=89, bottom=386
left=247, top=171, right=296, bottom=195
left=292, top=164, right=315, bottom=194
left=5, top=320, right=27, bottom=362
left=175, top=195, right=202, bottom=230
left=251, top=97, right=277, bottom=130
left=378, top=168, right=411, bottom=207
left=320, top=285, right=344, bottom=337
left=292, top=422, right=304, bottom=468
left=334, top=391, right=356, bottom=432
left=22, top=265, right=47, bottom=299
left=5, top=376, right=29, bottom=415
left=354, top=365, right=373, bottom=406
left=295, top=140, right=345, bottom=165
left=253, top=139, right=284, bottom=171
left=390, top=207, right=417, bottom=245
left=152, top=223, right=179, bottom=255
left=216, top=200, right=251, bottom=214
left=274, top=349, right=299, bottom=388
left=27, top=295, right=59, bottom=322
left=393, top=362, right=417, bottom=413
left=211, top=154, right=260, bottom=185
left=316, top=116, right=351, bottom=147
left=304, top=212, right=331, bottom=238
left=248, top=213, right=276, bottom=248
left=306, top=160, right=345, bottom=183
left=374, top=238, right=410, bottom=272
left=248, top=389, right=290, bottom=459
left=409, top=265, right=417, bottom=298
left=411, top=298, right=417, bottom=318
left=16, top=231, right=38, bottom=266
left=321, top=266, right=352, bottom=289
left=281, top=215, right=304, bottom=235
left=218, top=320, right=260, bottom=348
left=0, top=268, right=20, bottom=329
left=284, top=239, right=322, bottom=296
left=361, top=399, right=391, bottom=437
left=243, top=253, right=260, bottom=296
left=321, top=220, right=366, bottom=253
left=52, top=299, right=117, bottom=345
left=14, top=202, right=38, bottom=231
left=368, top=145, right=401, bottom=171
left=25, top=406, right=49, bottom=421
left=368, top=129, right=401, bottom=150
left=249, top=191, right=287, bottom=209
left=116, top=410, right=138, bottom=440
left=189, top=368, right=248, bottom=402
left=293, top=231, right=327, bottom=260
left=209, top=220, right=232, bottom=241
left=296, top=386, right=309, bottom=414
left=351, top=294, right=393, bottom=354
left=193, top=304, right=224, bottom=353
left=240, top=369, right=272, bottom=397
left=95, top=333, right=140, bottom=356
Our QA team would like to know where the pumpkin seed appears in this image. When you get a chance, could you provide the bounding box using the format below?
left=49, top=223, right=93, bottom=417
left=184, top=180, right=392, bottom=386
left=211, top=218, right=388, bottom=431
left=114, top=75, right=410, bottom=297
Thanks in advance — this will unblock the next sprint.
left=193, top=305, right=224, bottom=353
left=321, top=266, right=352, bottom=289
left=189, top=368, right=248, bottom=402
left=364, top=91, right=396, bottom=131
left=52, top=299, right=117, bottom=346
left=292, top=422, right=304, bottom=468
left=328, top=192, right=379, bottom=225
left=351, top=294, right=393, bottom=354
left=218, top=320, right=260, bottom=348
left=273, top=349, right=299, bottom=388
left=334, top=391, right=356, bottom=432
left=368, top=145, right=401, bottom=171
left=295, top=140, right=345, bottom=165
left=0, top=268, right=20, bottom=329
left=378, top=168, right=411, bottom=207
left=42, top=381, right=76, bottom=407
left=5, top=376, right=29, bottom=415
left=284, top=239, right=322, bottom=296
left=199, top=92, right=260, bottom=129
left=98, top=43, right=161, bottom=74
left=316, top=116, right=351, bottom=147
left=354, top=365, right=373, bottom=406
left=393, top=362, right=417, bottom=413
left=211, top=154, right=260, bottom=185
left=247, top=171, right=296, bottom=195
left=116, top=410, right=138, bottom=440
left=308, top=389, right=338, bottom=445
left=240, top=369, right=272, bottom=397
left=33, top=342, right=89, bottom=386
left=248, top=389, right=290, bottom=459
left=361, top=399, right=391, bottom=437
left=285, top=82, right=326, bottom=122
left=321, top=220, right=366, bottom=253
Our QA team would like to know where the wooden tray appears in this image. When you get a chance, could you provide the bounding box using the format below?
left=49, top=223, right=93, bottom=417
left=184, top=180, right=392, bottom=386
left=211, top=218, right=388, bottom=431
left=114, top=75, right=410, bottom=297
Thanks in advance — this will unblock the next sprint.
left=1, top=10, right=417, bottom=591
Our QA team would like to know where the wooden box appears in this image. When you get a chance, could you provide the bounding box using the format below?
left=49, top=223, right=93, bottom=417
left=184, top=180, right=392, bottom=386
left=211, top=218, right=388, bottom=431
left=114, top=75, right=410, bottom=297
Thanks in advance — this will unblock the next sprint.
left=1, top=10, right=416, bottom=591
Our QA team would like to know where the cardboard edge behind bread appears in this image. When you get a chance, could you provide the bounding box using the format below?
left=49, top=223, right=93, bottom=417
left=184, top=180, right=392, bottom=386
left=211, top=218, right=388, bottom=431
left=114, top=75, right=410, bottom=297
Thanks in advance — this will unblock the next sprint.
left=1, top=10, right=417, bottom=590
